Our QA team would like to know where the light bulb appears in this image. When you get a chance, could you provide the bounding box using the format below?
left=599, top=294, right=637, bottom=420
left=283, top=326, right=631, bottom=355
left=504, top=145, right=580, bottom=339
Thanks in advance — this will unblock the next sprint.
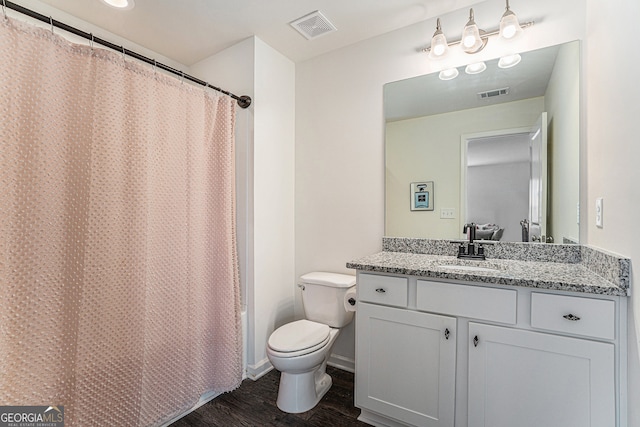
left=433, top=43, right=446, bottom=56
left=502, top=23, right=517, bottom=39
left=499, top=1, right=522, bottom=40
left=463, top=35, right=477, bottom=48
left=429, top=18, right=449, bottom=60
left=461, top=9, right=484, bottom=53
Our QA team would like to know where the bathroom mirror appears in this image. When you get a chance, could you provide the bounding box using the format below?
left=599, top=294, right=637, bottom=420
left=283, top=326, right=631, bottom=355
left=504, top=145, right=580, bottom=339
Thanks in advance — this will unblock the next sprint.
left=385, top=41, right=580, bottom=243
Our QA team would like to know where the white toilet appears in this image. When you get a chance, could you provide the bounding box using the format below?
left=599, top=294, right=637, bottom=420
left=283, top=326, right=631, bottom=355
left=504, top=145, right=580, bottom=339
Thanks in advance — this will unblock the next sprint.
left=266, top=271, right=356, bottom=413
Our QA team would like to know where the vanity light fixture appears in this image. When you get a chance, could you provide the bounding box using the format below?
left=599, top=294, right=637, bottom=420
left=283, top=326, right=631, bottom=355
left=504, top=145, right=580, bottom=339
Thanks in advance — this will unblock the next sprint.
left=429, top=18, right=449, bottom=59
left=461, top=9, right=486, bottom=54
left=100, top=0, right=135, bottom=10
left=499, top=0, right=523, bottom=40
left=498, top=53, right=522, bottom=68
left=465, top=61, right=487, bottom=74
left=424, top=2, right=532, bottom=59
left=439, top=68, right=459, bottom=81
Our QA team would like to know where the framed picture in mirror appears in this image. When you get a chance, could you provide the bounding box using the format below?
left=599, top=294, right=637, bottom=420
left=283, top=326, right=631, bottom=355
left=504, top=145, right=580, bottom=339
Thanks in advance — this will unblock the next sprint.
left=410, top=181, right=434, bottom=211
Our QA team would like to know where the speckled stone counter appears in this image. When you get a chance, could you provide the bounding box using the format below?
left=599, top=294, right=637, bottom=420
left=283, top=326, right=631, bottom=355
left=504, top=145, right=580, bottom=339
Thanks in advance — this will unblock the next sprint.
left=346, top=238, right=630, bottom=296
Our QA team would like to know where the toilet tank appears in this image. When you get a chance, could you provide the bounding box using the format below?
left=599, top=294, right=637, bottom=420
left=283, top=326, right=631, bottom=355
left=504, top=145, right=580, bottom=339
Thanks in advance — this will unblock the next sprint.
left=300, top=272, right=356, bottom=328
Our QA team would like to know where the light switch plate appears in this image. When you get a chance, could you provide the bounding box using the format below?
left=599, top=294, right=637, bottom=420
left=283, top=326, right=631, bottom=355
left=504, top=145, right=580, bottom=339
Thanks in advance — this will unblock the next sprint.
left=595, top=198, right=603, bottom=228
left=440, top=208, right=456, bottom=219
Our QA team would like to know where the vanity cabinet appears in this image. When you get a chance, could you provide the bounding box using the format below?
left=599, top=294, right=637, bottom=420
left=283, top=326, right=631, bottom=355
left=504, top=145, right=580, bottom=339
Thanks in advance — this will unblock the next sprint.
left=467, top=322, right=615, bottom=427
left=354, top=273, right=624, bottom=427
left=356, top=302, right=456, bottom=427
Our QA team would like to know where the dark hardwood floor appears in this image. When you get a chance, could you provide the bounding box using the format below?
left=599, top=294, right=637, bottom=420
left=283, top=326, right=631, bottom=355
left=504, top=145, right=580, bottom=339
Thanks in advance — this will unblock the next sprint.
left=171, top=366, right=368, bottom=426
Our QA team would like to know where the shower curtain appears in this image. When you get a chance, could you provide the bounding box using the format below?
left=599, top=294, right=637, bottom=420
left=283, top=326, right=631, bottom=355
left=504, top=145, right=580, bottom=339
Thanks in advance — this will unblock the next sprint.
left=0, top=16, right=242, bottom=426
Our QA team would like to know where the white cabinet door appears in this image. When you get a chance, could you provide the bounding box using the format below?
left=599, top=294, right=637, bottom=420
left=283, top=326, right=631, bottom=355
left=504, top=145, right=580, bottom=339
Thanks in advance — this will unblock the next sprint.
left=468, top=322, right=615, bottom=427
left=356, top=302, right=456, bottom=427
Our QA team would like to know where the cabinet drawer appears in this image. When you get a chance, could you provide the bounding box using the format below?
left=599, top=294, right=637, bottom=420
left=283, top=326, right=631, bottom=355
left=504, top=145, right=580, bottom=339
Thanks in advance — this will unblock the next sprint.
left=530, top=293, right=615, bottom=340
left=417, top=280, right=516, bottom=324
left=358, top=274, right=408, bottom=308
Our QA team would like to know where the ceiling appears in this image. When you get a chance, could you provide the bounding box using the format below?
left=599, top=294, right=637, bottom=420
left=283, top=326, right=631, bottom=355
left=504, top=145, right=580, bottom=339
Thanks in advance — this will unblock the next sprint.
left=27, top=0, right=482, bottom=65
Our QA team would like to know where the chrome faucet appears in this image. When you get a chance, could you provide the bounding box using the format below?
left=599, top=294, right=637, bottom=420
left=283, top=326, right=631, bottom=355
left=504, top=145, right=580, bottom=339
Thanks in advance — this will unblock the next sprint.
left=457, top=223, right=486, bottom=260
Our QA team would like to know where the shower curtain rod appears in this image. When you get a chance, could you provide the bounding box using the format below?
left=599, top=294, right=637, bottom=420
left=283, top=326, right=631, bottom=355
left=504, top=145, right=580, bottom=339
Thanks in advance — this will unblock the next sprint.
left=2, top=0, right=252, bottom=109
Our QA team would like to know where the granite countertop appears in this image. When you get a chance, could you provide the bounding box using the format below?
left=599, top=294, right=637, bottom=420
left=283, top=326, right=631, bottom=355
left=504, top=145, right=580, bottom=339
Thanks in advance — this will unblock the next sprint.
left=346, top=251, right=629, bottom=296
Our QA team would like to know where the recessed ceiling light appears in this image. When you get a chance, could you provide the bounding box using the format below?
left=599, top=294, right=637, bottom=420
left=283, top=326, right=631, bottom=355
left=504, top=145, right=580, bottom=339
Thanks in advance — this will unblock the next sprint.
left=100, top=0, right=135, bottom=10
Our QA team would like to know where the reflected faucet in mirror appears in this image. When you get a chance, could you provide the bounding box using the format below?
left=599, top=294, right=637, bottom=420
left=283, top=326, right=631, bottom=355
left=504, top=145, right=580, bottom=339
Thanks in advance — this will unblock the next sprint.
left=520, top=218, right=529, bottom=242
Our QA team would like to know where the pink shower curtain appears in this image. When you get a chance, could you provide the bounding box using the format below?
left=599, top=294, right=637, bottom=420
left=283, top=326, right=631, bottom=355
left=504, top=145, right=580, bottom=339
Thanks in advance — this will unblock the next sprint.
left=0, top=16, right=242, bottom=426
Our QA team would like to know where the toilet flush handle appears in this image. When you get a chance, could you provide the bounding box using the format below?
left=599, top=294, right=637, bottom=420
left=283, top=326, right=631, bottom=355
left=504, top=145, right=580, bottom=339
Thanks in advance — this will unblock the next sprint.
left=297, top=283, right=305, bottom=291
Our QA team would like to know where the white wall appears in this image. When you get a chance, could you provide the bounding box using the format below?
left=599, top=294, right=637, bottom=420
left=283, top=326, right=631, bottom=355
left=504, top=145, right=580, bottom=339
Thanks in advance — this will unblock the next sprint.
left=251, top=38, right=296, bottom=377
left=192, top=37, right=296, bottom=379
left=386, top=98, right=543, bottom=239
left=585, top=1, right=640, bottom=424
left=296, top=0, right=587, bottom=379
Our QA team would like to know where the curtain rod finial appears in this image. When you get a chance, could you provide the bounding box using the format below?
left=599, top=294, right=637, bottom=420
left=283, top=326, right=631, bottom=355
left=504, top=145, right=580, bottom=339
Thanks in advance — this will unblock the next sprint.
left=237, top=95, right=251, bottom=109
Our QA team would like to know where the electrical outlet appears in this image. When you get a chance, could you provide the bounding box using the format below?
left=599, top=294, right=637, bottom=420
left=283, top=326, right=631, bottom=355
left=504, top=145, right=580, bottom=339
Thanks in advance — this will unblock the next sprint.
left=440, top=208, right=456, bottom=219
left=595, top=198, right=603, bottom=228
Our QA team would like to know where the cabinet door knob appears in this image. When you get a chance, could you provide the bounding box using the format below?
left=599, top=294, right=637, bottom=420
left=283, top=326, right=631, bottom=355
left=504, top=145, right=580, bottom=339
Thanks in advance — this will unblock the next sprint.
left=473, top=335, right=479, bottom=347
left=444, top=328, right=450, bottom=340
left=563, top=313, right=581, bottom=321
left=375, top=288, right=386, bottom=293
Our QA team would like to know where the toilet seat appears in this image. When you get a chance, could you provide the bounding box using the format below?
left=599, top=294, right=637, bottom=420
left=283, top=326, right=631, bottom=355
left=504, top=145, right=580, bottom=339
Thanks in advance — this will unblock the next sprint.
left=268, top=320, right=331, bottom=358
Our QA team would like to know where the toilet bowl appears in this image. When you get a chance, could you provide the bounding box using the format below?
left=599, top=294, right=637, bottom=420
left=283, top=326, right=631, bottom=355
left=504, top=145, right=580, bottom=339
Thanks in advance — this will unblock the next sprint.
left=266, top=272, right=356, bottom=413
left=267, top=320, right=340, bottom=413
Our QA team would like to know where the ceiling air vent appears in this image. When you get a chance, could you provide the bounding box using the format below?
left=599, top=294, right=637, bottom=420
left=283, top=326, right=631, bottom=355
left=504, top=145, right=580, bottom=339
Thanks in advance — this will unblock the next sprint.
left=290, top=11, right=337, bottom=40
left=477, top=87, right=510, bottom=100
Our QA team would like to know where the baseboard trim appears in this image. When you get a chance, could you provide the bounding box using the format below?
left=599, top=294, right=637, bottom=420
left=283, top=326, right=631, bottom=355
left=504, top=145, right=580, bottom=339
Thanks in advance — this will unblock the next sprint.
left=246, top=358, right=273, bottom=380
left=358, top=409, right=412, bottom=427
left=328, top=353, right=355, bottom=373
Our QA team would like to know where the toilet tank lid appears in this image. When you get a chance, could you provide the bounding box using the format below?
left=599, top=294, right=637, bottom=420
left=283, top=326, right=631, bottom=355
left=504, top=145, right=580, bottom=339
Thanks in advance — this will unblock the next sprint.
left=300, top=272, right=356, bottom=288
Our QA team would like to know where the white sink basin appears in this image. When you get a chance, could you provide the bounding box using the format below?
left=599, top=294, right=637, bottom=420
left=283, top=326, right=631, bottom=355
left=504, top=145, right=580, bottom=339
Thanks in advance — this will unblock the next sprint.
left=437, top=264, right=499, bottom=273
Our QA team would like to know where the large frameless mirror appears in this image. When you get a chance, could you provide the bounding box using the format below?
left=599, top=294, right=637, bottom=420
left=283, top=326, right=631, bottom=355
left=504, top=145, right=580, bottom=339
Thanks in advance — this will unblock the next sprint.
left=384, top=41, right=580, bottom=243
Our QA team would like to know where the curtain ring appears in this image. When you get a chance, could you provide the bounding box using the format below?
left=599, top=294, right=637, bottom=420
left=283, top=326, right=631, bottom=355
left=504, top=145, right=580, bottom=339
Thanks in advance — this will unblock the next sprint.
left=121, top=46, right=126, bottom=61
left=90, top=33, right=94, bottom=49
left=2, top=0, right=7, bottom=19
left=153, top=59, right=157, bottom=73
left=49, top=16, right=54, bottom=34
left=181, top=71, right=184, bottom=84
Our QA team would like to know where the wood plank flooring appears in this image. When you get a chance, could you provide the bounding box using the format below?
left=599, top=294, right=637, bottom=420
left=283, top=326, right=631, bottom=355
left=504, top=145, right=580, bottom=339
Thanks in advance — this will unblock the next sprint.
left=171, top=366, right=369, bottom=426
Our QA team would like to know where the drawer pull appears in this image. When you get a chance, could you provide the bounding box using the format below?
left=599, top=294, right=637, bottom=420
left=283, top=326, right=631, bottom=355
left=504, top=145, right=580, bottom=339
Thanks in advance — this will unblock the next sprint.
left=563, top=313, right=581, bottom=321
left=444, top=328, right=450, bottom=340
left=473, top=335, right=479, bottom=347
left=375, top=288, right=386, bottom=294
